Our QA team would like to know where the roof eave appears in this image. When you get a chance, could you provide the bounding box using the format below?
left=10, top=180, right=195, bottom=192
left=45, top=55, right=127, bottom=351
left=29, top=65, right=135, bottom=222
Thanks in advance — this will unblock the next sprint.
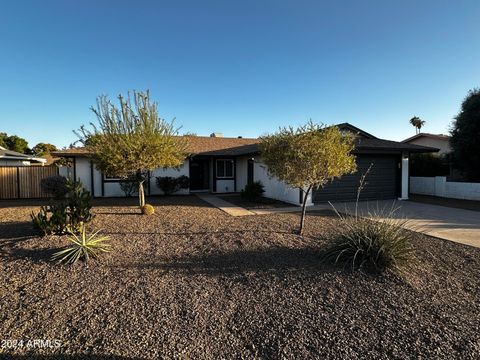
left=0, top=155, right=47, bottom=163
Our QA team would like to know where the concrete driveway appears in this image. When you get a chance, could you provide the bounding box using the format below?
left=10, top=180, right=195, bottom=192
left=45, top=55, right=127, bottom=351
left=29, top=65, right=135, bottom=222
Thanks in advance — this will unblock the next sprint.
left=331, top=200, right=480, bottom=248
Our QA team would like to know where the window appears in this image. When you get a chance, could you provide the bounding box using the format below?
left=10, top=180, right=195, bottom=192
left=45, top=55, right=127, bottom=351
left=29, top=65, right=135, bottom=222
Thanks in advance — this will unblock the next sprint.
left=216, top=159, right=234, bottom=178
left=104, top=173, right=123, bottom=180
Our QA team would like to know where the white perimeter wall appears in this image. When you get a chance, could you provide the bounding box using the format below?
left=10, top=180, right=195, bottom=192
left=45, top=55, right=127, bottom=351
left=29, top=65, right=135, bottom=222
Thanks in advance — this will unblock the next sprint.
left=410, top=176, right=480, bottom=201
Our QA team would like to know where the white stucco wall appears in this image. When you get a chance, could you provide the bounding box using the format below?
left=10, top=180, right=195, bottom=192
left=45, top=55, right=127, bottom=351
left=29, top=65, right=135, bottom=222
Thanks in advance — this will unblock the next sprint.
left=100, top=160, right=190, bottom=197
left=60, top=157, right=191, bottom=197
left=216, top=179, right=235, bottom=193
left=75, top=157, right=93, bottom=193
left=410, top=176, right=480, bottom=201
left=253, top=156, right=310, bottom=206
left=57, top=155, right=313, bottom=204
left=236, top=156, right=249, bottom=192
left=92, top=165, right=103, bottom=197
left=58, top=166, right=69, bottom=178
left=149, top=159, right=190, bottom=195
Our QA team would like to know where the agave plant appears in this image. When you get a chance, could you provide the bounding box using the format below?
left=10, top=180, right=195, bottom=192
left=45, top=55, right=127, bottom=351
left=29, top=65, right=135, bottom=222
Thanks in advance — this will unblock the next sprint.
left=52, top=224, right=110, bottom=264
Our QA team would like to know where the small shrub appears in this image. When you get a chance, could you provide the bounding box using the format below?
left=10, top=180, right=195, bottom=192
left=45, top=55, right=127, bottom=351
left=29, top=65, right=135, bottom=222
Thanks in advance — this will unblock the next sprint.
left=323, top=209, right=415, bottom=274
left=156, top=175, right=189, bottom=195
left=176, top=175, right=189, bottom=189
left=67, top=181, right=94, bottom=232
left=142, top=204, right=155, bottom=215
left=119, top=173, right=144, bottom=197
left=31, top=180, right=94, bottom=235
left=31, top=204, right=68, bottom=235
left=52, top=225, right=110, bottom=264
left=40, top=175, right=69, bottom=199
left=120, top=181, right=138, bottom=197
left=240, top=181, right=265, bottom=200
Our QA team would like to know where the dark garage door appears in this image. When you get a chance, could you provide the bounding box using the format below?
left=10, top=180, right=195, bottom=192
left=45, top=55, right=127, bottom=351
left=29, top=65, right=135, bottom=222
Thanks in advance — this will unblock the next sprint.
left=313, top=155, right=400, bottom=203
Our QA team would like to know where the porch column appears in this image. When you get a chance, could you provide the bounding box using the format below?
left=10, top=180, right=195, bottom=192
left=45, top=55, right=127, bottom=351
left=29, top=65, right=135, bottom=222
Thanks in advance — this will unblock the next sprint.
left=399, top=152, right=409, bottom=200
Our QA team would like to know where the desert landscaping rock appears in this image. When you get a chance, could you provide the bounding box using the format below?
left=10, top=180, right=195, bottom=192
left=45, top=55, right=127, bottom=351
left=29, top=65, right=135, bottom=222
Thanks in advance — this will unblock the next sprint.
left=1, top=196, right=479, bottom=359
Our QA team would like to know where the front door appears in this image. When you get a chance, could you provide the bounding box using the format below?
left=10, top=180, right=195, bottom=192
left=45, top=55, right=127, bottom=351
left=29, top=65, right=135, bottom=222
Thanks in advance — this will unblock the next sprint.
left=247, top=159, right=254, bottom=185
left=189, top=158, right=210, bottom=191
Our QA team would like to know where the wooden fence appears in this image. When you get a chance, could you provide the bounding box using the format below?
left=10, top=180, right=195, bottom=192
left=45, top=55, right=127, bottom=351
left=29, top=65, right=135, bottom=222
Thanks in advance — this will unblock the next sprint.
left=0, top=166, right=58, bottom=199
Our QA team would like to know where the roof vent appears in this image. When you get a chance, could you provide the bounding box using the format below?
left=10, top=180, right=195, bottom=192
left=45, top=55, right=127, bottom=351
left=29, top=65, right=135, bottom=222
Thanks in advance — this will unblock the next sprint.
left=210, top=132, right=223, bottom=138
left=237, top=136, right=243, bottom=139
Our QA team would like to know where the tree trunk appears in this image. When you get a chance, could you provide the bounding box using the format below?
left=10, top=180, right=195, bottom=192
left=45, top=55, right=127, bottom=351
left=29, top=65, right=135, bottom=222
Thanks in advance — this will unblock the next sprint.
left=298, top=185, right=312, bottom=235
left=138, top=180, right=145, bottom=208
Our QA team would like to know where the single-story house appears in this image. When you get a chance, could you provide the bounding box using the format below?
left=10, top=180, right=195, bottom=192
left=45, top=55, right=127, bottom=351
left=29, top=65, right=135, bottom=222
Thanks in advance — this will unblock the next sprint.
left=0, top=146, right=47, bottom=166
left=51, top=123, right=437, bottom=206
left=401, top=133, right=451, bottom=156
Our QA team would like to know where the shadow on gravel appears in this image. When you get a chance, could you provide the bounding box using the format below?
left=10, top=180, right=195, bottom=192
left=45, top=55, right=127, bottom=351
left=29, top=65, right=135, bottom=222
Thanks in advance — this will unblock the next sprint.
left=0, top=221, right=53, bottom=262
left=119, top=246, right=328, bottom=276
left=94, top=211, right=142, bottom=215
left=101, top=229, right=294, bottom=236
left=2, top=246, right=58, bottom=262
left=0, top=199, right=49, bottom=208
left=91, top=195, right=212, bottom=208
left=0, top=221, right=37, bottom=240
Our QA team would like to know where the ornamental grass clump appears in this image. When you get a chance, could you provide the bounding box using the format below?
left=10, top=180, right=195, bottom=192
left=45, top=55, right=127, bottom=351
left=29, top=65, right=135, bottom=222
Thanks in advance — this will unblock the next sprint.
left=323, top=206, right=415, bottom=274
left=52, top=224, right=110, bottom=264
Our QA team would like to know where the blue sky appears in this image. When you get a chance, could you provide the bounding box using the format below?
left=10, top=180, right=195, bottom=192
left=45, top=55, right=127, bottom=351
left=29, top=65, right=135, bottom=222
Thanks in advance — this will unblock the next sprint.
left=0, top=0, right=479, bottom=148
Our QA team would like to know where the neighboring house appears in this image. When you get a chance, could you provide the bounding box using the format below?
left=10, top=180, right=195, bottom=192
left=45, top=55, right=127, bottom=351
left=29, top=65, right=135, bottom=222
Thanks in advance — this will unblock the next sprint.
left=401, top=133, right=451, bottom=156
left=0, top=146, right=47, bottom=166
left=51, top=123, right=437, bottom=205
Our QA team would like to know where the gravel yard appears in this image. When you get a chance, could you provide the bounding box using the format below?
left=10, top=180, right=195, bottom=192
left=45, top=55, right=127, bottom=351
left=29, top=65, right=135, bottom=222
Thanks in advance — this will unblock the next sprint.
left=1, top=195, right=479, bottom=359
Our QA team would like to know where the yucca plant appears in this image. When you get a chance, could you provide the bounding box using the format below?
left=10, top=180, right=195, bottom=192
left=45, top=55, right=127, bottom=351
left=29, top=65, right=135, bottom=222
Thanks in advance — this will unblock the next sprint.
left=52, top=224, right=110, bottom=264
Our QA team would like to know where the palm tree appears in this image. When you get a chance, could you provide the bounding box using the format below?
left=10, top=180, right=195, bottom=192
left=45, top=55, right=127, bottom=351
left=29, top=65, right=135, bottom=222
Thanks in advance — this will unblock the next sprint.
left=409, top=116, right=426, bottom=134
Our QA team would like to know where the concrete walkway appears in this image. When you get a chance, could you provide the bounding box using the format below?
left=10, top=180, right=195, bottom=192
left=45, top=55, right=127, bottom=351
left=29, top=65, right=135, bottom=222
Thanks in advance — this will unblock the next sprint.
left=342, top=200, right=480, bottom=248
left=252, top=200, right=480, bottom=249
left=197, top=194, right=480, bottom=248
left=195, top=193, right=255, bottom=216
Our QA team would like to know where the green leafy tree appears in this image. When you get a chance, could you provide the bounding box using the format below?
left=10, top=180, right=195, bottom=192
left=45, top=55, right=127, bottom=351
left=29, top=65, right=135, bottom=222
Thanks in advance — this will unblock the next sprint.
left=0, top=132, right=7, bottom=148
left=32, top=143, right=58, bottom=156
left=450, top=88, right=480, bottom=181
left=76, top=90, right=188, bottom=208
left=0, top=133, right=30, bottom=153
left=409, top=116, right=426, bottom=134
left=260, top=122, right=357, bottom=235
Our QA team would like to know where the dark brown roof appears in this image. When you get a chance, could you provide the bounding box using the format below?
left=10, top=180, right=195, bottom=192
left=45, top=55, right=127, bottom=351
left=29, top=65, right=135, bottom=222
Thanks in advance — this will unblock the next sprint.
left=354, top=137, right=438, bottom=153
left=51, top=136, right=260, bottom=157
left=217, top=138, right=439, bottom=156
left=51, top=147, right=90, bottom=157
left=183, top=136, right=259, bottom=155
left=51, top=126, right=438, bottom=158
